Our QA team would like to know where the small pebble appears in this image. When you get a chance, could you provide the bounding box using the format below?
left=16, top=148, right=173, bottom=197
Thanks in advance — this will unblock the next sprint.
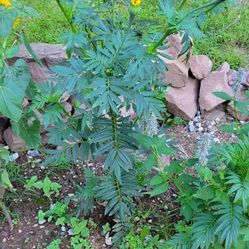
left=188, top=121, right=195, bottom=132
left=61, top=226, right=66, bottom=232
left=210, top=121, right=216, bottom=126
left=68, top=228, right=74, bottom=236
left=9, top=153, right=19, bottom=162
left=196, top=122, right=202, bottom=128
left=27, top=149, right=40, bottom=157
left=213, top=138, right=220, bottom=143
left=38, top=219, right=46, bottom=225
left=105, top=232, right=112, bottom=246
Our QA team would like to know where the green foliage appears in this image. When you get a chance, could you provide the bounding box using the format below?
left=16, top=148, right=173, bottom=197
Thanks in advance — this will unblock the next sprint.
left=19, top=0, right=68, bottom=43
left=194, top=3, right=249, bottom=69
left=73, top=168, right=98, bottom=216
left=96, top=171, right=140, bottom=220
left=37, top=201, right=93, bottom=248
left=120, top=231, right=161, bottom=249
left=2, top=0, right=241, bottom=246
left=0, top=1, right=41, bottom=148
left=0, top=59, right=30, bottom=121
left=26, top=176, right=61, bottom=200
left=0, top=147, right=12, bottom=190
left=47, top=239, right=62, bottom=249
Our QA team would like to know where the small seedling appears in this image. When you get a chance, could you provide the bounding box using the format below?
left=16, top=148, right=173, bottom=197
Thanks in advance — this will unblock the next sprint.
left=26, top=176, right=61, bottom=201
left=47, top=239, right=62, bottom=249
left=0, top=147, right=14, bottom=230
left=102, top=222, right=111, bottom=235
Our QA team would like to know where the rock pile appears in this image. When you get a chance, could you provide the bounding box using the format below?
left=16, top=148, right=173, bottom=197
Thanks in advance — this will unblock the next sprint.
left=162, top=34, right=249, bottom=122
left=1, top=40, right=249, bottom=153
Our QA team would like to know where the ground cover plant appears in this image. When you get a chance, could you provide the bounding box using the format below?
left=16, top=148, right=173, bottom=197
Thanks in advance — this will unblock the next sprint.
left=1, top=0, right=249, bottom=249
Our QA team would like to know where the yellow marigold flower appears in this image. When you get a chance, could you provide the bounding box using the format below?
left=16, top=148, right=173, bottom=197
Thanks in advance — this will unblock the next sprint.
left=131, top=0, right=141, bottom=7
left=14, top=17, right=21, bottom=29
left=0, top=1, right=21, bottom=29
left=0, top=0, right=11, bottom=8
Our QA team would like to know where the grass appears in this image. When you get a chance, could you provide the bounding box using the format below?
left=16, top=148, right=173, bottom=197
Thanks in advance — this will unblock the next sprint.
left=19, top=0, right=249, bottom=69
left=20, top=0, right=69, bottom=43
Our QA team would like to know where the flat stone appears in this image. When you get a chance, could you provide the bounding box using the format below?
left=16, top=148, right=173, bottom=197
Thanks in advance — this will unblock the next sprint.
left=160, top=57, right=189, bottom=88
left=199, top=71, right=233, bottom=111
left=13, top=43, right=67, bottom=66
left=28, top=62, right=50, bottom=83
left=3, top=127, right=27, bottom=152
left=204, top=109, right=226, bottom=122
left=188, top=55, right=213, bottom=80
left=163, top=33, right=192, bottom=62
left=166, top=77, right=199, bottom=120
left=226, top=91, right=249, bottom=121
left=217, top=62, right=230, bottom=73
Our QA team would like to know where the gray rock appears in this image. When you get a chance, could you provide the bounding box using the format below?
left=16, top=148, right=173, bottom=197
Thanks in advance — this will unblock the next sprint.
left=196, top=123, right=202, bottom=128
left=188, top=121, right=196, bottom=132
left=27, top=149, right=40, bottom=157
left=9, top=152, right=19, bottom=161
left=198, top=127, right=204, bottom=132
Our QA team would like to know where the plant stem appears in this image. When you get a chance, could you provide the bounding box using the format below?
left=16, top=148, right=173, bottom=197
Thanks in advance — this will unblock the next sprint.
left=111, top=113, right=119, bottom=149
left=151, top=0, right=226, bottom=53
left=150, top=27, right=175, bottom=53
left=178, top=0, right=187, bottom=10
left=0, top=200, right=13, bottom=230
left=55, top=0, right=76, bottom=33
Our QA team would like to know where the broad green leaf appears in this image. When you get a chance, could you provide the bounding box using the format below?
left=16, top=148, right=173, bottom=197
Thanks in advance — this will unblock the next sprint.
left=1, top=169, right=13, bottom=189
left=21, top=33, right=42, bottom=66
left=0, top=147, right=9, bottom=163
left=0, top=60, right=30, bottom=121
left=235, top=101, right=249, bottom=115
left=193, top=185, right=215, bottom=201
left=213, top=92, right=232, bottom=101
left=150, top=175, right=164, bottom=186
left=0, top=9, right=16, bottom=38
left=197, top=167, right=213, bottom=180
left=149, top=182, right=169, bottom=197
left=12, top=111, right=41, bottom=148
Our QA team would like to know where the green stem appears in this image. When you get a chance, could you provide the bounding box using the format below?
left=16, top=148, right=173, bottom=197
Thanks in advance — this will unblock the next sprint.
left=178, top=0, right=187, bottom=10
left=111, top=113, right=119, bottom=149
left=150, top=27, right=176, bottom=53
left=151, top=0, right=226, bottom=53
left=0, top=201, right=13, bottom=230
left=55, top=0, right=76, bottom=33
left=179, top=0, right=226, bottom=23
